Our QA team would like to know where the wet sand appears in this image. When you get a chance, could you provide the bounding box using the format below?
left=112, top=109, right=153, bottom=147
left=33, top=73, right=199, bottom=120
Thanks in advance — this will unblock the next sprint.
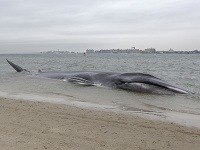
left=0, top=98, right=200, bottom=150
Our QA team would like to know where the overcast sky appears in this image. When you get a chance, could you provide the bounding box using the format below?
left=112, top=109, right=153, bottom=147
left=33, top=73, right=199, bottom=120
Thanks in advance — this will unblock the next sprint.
left=0, top=0, right=200, bottom=53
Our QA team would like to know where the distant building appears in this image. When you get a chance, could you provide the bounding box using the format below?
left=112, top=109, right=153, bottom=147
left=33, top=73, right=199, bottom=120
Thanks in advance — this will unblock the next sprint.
left=189, top=50, right=200, bottom=54
left=92, top=47, right=140, bottom=54
left=145, top=48, right=156, bottom=53
left=41, top=50, right=70, bottom=54
left=168, top=48, right=174, bottom=53
left=125, top=49, right=140, bottom=53
left=86, top=49, right=94, bottom=53
left=193, top=50, right=199, bottom=53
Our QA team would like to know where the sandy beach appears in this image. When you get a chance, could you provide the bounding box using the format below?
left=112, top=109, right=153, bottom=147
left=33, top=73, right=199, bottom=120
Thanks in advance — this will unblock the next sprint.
left=0, top=98, right=200, bottom=150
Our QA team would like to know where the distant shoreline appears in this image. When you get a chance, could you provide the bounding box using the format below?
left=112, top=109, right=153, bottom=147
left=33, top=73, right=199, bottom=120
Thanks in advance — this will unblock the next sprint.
left=1, top=51, right=199, bottom=55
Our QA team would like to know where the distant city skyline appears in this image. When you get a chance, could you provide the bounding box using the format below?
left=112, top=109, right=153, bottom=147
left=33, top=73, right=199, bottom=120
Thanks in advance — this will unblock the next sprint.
left=0, top=0, right=200, bottom=54
left=41, top=47, right=199, bottom=55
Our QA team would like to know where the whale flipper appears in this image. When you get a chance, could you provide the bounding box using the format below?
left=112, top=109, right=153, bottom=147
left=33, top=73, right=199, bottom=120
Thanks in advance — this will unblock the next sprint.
left=117, top=73, right=188, bottom=94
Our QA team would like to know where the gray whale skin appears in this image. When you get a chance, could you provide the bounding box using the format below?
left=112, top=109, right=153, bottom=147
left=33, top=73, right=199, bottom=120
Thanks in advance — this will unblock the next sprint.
left=6, top=59, right=189, bottom=94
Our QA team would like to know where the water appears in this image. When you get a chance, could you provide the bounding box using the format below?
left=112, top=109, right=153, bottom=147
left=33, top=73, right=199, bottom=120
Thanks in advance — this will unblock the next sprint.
left=0, top=53, right=200, bottom=128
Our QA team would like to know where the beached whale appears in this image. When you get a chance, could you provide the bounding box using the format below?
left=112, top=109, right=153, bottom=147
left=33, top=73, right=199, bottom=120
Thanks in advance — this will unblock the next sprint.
left=6, top=59, right=189, bottom=94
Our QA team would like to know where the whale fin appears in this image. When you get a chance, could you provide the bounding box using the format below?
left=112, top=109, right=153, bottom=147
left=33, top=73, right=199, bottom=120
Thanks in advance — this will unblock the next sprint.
left=67, top=77, right=94, bottom=86
left=118, top=73, right=188, bottom=94
left=6, top=59, right=27, bottom=72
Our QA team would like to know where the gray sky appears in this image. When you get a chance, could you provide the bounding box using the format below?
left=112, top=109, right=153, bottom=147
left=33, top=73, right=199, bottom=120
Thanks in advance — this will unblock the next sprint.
left=0, top=0, right=200, bottom=53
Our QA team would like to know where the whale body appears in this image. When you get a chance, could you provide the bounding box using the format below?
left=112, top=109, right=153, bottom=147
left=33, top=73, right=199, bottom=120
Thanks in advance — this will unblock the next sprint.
left=6, top=59, right=189, bottom=94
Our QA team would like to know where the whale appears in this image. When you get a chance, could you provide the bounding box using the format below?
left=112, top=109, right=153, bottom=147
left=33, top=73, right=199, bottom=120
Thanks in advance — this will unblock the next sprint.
left=6, top=59, right=189, bottom=94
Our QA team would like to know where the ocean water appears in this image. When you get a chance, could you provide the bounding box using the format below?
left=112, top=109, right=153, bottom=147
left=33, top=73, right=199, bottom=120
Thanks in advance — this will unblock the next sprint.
left=0, top=53, right=200, bottom=128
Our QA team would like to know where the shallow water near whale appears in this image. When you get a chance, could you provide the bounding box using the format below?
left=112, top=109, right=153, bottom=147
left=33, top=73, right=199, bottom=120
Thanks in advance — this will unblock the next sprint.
left=0, top=53, right=200, bottom=128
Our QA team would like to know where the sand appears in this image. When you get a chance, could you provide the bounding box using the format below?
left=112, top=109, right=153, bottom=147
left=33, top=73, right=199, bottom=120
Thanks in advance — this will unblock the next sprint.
left=0, top=98, right=200, bottom=150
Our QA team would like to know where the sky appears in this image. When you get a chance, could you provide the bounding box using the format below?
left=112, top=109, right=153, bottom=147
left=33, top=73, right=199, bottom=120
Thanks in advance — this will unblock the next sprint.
left=0, top=0, right=200, bottom=53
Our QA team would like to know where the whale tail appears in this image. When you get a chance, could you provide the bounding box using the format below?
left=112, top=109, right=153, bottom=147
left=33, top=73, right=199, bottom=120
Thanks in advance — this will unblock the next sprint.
left=6, top=59, right=28, bottom=72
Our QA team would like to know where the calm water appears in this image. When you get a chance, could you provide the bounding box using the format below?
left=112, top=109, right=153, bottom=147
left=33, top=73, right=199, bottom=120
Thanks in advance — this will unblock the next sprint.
left=0, top=53, right=200, bottom=127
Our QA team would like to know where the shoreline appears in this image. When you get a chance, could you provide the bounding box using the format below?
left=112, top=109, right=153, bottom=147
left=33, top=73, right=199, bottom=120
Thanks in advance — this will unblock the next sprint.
left=1, top=97, right=200, bottom=150
left=1, top=90, right=200, bottom=129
